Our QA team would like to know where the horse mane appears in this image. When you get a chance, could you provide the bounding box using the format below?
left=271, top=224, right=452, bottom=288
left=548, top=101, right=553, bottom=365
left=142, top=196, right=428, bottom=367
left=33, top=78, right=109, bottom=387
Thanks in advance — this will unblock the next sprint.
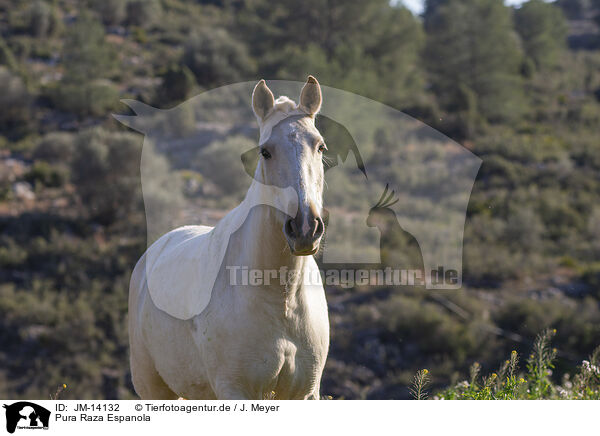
left=272, top=96, right=298, bottom=115
left=257, top=96, right=307, bottom=145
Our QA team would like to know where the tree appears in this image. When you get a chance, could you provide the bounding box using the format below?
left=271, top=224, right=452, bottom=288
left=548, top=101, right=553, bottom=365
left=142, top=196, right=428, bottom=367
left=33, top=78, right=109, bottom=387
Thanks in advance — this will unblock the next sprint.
left=555, top=0, right=591, bottom=19
left=195, top=135, right=255, bottom=199
left=0, top=67, right=30, bottom=135
left=33, top=132, right=76, bottom=165
left=126, top=0, right=162, bottom=28
left=54, top=12, right=118, bottom=116
left=515, top=0, right=568, bottom=71
left=234, top=0, right=424, bottom=108
left=71, top=129, right=183, bottom=226
left=71, top=129, right=142, bottom=224
left=183, top=28, right=255, bottom=88
left=155, top=64, right=196, bottom=106
left=27, top=0, right=58, bottom=38
left=89, top=0, right=127, bottom=26
left=61, top=12, right=115, bottom=84
left=424, top=0, right=525, bottom=125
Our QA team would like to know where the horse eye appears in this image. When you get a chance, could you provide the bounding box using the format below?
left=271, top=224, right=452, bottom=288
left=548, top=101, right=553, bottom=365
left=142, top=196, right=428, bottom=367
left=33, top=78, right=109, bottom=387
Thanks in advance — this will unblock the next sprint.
left=318, top=143, right=327, bottom=152
left=260, top=148, right=272, bottom=159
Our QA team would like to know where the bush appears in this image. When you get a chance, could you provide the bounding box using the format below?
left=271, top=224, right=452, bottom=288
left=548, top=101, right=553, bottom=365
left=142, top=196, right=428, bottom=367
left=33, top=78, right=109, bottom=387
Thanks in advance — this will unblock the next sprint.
left=51, top=80, right=119, bottom=117
left=514, top=0, right=567, bottom=70
left=70, top=129, right=142, bottom=224
left=155, top=64, right=196, bottom=105
left=33, top=133, right=76, bottom=165
left=27, top=1, right=58, bottom=38
left=70, top=128, right=183, bottom=227
left=431, top=329, right=600, bottom=399
left=195, top=136, right=255, bottom=202
left=580, top=263, right=600, bottom=299
left=0, top=37, right=18, bottom=71
left=183, top=28, right=255, bottom=87
left=126, top=0, right=162, bottom=28
left=61, top=12, right=116, bottom=84
left=89, top=0, right=127, bottom=26
left=0, top=67, right=30, bottom=133
left=24, top=161, right=68, bottom=189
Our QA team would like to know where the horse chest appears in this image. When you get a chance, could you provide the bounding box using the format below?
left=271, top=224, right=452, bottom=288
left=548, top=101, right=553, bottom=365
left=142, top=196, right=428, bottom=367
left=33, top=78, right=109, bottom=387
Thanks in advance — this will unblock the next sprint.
left=250, top=333, right=320, bottom=399
left=233, top=309, right=324, bottom=398
left=194, top=277, right=328, bottom=399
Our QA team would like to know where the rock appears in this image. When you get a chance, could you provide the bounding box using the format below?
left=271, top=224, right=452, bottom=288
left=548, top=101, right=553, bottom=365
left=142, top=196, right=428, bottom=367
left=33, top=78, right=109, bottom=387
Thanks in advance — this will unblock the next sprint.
left=12, top=181, right=35, bottom=201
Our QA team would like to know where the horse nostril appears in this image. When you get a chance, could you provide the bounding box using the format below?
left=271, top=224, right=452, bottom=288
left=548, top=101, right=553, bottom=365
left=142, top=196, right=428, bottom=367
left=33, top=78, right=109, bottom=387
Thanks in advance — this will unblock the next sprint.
left=314, top=216, right=324, bottom=238
left=285, top=218, right=296, bottom=238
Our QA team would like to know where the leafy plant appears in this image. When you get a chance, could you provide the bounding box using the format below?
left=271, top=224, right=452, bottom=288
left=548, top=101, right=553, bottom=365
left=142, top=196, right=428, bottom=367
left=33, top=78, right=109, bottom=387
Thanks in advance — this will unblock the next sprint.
left=430, top=329, right=599, bottom=400
left=409, top=369, right=430, bottom=400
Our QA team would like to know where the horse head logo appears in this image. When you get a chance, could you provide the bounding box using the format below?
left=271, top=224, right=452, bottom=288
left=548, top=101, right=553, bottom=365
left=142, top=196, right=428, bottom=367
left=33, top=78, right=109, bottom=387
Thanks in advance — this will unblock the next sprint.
left=3, top=402, right=50, bottom=434
left=115, top=80, right=481, bottom=291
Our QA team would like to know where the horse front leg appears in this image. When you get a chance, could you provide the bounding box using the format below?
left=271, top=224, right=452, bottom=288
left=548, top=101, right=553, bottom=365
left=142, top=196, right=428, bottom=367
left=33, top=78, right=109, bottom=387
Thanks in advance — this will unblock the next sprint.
left=306, top=375, right=323, bottom=400
left=306, top=390, right=321, bottom=400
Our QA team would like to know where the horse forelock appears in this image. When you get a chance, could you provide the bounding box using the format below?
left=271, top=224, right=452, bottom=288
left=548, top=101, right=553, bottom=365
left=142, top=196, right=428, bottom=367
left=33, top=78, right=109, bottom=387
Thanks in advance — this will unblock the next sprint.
left=257, top=95, right=312, bottom=145
left=272, top=96, right=297, bottom=114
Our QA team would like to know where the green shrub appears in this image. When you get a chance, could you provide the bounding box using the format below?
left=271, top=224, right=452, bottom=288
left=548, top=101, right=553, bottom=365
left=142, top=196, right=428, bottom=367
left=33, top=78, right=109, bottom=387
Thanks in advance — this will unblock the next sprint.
left=89, top=0, right=127, bottom=26
left=27, top=1, right=57, bottom=38
left=131, top=26, right=148, bottom=44
left=33, top=132, right=76, bottom=165
left=70, top=128, right=142, bottom=223
left=0, top=67, right=30, bottom=133
left=183, top=28, right=256, bottom=87
left=0, top=237, right=28, bottom=268
left=0, top=36, right=18, bottom=71
left=431, top=329, right=600, bottom=399
left=51, top=80, right=119, bottom=117
left=580, top=263, right=600, bottom=299
left=70, top=128, right=183, bottom=226
left=195, top=135, right=255, bottom=202
left=24, top=161, right=68, bottom=188
left=126, top=0, right=162, bottom=28
left=155, top=64, right=196, bottom=105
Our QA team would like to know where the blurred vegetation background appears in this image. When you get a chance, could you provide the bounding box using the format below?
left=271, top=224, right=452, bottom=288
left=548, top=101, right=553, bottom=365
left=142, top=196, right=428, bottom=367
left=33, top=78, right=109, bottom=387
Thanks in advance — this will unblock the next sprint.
left=0, top=0, right=599, bottom=399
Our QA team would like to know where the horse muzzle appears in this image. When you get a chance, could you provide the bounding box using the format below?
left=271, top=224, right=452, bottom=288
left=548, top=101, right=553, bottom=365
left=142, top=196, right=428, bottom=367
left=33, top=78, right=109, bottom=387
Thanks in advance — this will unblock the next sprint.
left=284, top=211, right=324, bottom=256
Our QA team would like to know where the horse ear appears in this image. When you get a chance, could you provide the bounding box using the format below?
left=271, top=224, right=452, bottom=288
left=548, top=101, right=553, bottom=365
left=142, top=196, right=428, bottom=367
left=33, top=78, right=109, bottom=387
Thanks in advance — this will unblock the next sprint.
left=252, top=79, right=275, bottom=121
left=299, top=75, right=322, bottom=116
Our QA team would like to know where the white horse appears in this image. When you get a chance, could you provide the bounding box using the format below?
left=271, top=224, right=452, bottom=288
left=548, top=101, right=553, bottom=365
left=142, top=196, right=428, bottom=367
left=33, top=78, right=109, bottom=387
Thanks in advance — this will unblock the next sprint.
left=129, top=76, right=329, bottom=399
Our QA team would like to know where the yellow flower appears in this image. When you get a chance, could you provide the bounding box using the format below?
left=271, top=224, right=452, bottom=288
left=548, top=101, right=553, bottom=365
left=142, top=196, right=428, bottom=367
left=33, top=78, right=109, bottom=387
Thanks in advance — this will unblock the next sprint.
left=519, top=378, right=525, bottom=383
left=511, top=350, right=517, bottom=355
left=552, top=329, right=557, bottom=334
left=491, top=373, right=497, bottom=379
left=423, top=369, right=429, bottom=375
left=63, top=384, right=67, bottom=389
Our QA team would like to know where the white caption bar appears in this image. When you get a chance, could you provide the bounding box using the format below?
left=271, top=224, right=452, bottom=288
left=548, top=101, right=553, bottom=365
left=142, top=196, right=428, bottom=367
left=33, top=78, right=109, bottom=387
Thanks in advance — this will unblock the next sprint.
left=0, top=400, right=597, bottom=435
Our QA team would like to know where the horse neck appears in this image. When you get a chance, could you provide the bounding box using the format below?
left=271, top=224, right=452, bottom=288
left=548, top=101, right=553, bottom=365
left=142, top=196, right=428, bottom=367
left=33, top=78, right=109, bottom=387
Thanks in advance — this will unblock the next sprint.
left=240, top=201, right=307, bottom=273
left=225, top=179, right=309, bottom=289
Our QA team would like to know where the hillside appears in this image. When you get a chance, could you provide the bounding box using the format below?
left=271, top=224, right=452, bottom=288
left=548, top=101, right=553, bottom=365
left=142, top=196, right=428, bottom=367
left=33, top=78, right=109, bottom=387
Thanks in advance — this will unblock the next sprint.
left=0, top=0, right=600, bottom=399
